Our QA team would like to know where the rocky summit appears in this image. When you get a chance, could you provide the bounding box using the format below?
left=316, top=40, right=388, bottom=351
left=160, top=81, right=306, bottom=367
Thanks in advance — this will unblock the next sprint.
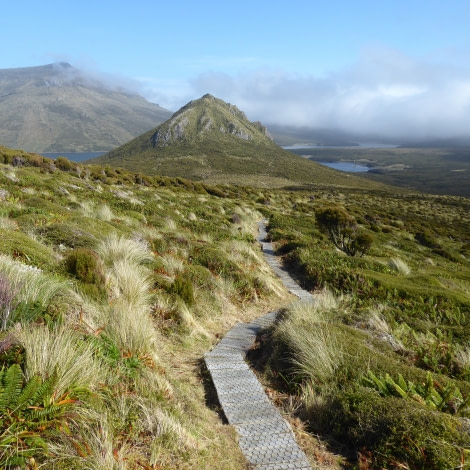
left=90, top=94, right=357, bottom=188
left=150, top=94, right=274, bottom=147
left=0, top=63, right=172, bottom=152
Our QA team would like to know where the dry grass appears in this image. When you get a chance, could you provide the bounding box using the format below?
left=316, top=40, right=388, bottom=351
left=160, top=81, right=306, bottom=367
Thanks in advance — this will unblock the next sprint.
left=275, top=293, right=344, bottom=386
left=102, top=302, right=158, bottom=357
left=455, top=346, right=470, bottom=372
left=0, top=254, right=72, bottom=310
left=365, top=306, right=391, bottom=334
left=106, top=259, right=152, bottom=310
left=0, top=217, right=18, bottom=230
left=97, top=233, right=154, bottom=267
left=95, top=203, right=114, bottom=221
left=159, top=253, right=185, bottom=277
left=388, top=257, right=411, bottom=275
left=16, top=324, right=104, bottom=397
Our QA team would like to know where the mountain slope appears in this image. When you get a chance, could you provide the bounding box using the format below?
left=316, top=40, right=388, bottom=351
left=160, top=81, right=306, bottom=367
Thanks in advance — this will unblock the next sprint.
left=0, top=63, right=172, bottom=152
left=91, top=94, right=381, bottom=188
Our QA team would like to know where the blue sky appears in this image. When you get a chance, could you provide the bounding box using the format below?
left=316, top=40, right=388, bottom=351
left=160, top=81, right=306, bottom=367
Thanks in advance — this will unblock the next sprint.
left=2, top=0, right=470, bottom=139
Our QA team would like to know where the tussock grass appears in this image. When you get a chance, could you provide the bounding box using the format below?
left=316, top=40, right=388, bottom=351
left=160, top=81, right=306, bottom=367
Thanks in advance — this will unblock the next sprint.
left=97, top=233, right=154, bottom=267
left=285, top=323, right=341, bottom=386
left=106, top=259, right=152, bottom=310
left=79, top=200, right=95, bottom=218
left=0, top=254, right=72, bottom=314
left=275, top=293, right=344, bottom=386
left=365, top=308, right=391, bottom=334
left=164, top=217, right=177, bottom=230
left=159, top=253, right=185, bottom=276
left=103, top=301, right=158, bottom=357
left=95, top=203, right=114, bottom=221
left=175, top=301, right=210, bottom=338
left=455, top=346, right=470, bottom=373
left=388, top=257, right=411, bottom=275
left=99, top=257, right=157, bottom=356
left=0, top=217, right=18, bottom=230
left=16, top=324, right=104, bottom=397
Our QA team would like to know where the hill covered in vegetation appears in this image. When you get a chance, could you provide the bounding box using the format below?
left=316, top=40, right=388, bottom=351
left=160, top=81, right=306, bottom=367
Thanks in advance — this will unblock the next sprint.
left=0, top=63, right=172, bottom=152
left=1, top=144, right=470, bottom=468
left=90, top=94, right=385, bottom=189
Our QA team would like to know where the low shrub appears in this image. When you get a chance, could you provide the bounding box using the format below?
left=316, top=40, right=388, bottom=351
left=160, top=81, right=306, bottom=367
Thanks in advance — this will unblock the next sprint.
left=65, top=248, right=105, bottom=285
left=415, top=229, right=438, bottom=248
left=39, top=222, right=97, bottom=248
left=169, top=274, right=194, bottom=306
left=329, top=387, right=470, bottom=469
left=0, top=229, right=56, bottom=270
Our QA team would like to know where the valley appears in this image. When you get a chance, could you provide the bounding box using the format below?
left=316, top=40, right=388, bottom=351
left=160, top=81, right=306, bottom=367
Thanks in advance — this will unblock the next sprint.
left=0, top=143, right=469, bottom=468
left=0, top=80, right=469, bottom=469
left=290, top=146, right=470, bottom=197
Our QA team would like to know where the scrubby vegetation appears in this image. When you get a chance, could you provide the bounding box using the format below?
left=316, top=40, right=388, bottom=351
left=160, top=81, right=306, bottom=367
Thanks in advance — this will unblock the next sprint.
left=254, top=186, right=470, bottom=469
left=2, top=144, right=470, bottom=469
left=289, top=146, right=470, bottom=198
left=0, top=148, right=288, bottom=468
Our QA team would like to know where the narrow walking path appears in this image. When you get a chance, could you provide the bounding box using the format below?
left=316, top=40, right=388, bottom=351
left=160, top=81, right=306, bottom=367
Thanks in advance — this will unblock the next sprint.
left=204, top=221, right=314, bottom=469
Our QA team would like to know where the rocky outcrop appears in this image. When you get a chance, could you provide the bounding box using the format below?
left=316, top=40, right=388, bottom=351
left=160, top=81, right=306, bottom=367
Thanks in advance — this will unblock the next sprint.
left=150, top=94, right=273, bottom=147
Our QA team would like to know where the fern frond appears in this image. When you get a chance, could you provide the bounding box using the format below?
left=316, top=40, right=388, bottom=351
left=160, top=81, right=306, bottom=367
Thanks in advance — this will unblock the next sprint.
left=397, top=373, right=407, bottom=391
left=384, top=374, right=407, bottom=398
left=362, top=370, right=389, bottom=395
left=32, top=372, right=57, bottom=407
left=13, top=374, right=42, bottom=413
left=0, top=364, right=24, bottom=411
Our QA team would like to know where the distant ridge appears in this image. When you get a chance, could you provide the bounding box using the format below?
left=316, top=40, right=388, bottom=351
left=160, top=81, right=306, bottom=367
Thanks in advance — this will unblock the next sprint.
left=90, top=94, right=371, bottom=188
left=0, top=63, right=172, bottom=152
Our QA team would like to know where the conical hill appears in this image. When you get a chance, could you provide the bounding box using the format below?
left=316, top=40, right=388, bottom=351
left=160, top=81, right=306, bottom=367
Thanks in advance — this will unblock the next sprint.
left=91, top=94, right=377, bottom=188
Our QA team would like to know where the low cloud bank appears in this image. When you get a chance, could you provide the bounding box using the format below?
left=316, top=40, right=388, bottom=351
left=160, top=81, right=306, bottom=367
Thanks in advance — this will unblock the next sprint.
left=189, top=48, right=470, bottom=142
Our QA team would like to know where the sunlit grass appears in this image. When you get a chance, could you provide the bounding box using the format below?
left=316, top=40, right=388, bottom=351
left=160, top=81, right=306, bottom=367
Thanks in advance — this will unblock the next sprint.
left=97, top=232, right=154, bottom=267
left=388, top=257, right=411, bottom=275
left=16, top=324, right=105, bottom=397
left=275, top=293, right=344, bottom=386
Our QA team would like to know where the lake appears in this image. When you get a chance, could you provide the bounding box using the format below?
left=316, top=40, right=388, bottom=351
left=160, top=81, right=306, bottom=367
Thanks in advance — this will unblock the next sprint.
left=41, top=152, right=106, bottom=162
left=319, top=161, right=370, bottom=172
left=283, top=143, right=398, bottom=150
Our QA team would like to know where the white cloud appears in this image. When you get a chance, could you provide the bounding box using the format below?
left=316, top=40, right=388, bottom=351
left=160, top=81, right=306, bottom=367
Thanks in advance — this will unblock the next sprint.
left=182, top=47, right=470, bottom=141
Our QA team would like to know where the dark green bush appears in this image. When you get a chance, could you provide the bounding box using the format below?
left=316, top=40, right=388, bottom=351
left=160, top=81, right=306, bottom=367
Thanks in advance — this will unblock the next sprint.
left=329, top=387, right=470, bottom=469
left=184, top=264, right=215, bottom=289
left=65, top=248, right=106, bottom=287
left=432, top=247, right=459, bottom=262
left=169, top=274, right=194, bottom=306
left=315, top=206, right=373, bottom=256
left=415, top=230, right=438, bottom=248
left=55, top=156, right=75, bottom=172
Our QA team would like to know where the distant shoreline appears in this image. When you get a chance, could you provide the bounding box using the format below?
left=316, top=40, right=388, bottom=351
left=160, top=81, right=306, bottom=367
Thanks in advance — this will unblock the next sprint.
left=282, top=142, right=399, bottom=150
left=41, top=152, right=106, bottom=162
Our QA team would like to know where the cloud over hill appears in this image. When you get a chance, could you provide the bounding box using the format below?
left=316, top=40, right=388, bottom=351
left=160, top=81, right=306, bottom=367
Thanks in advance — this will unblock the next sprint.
left=185, top=48, right=470, bottom=142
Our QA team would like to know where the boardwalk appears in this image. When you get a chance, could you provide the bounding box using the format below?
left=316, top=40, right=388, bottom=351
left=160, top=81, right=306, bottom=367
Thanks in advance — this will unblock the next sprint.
left=204, top=222, right=314, bottom=469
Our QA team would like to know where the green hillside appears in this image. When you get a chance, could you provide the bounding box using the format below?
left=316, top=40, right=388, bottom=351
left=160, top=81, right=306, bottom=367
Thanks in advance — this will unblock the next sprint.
left=0, top=63, right=172, bottom=152
left=91, top=94, right=386, bottom=189
left=1, top=145, right=470, bottom=468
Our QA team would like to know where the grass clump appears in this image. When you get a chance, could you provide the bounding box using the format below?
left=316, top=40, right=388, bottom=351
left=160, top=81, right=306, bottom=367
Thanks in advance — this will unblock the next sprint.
left=274, top=295, right=343, bottom=388
left=16, top=324, right=104, bottom=397
left=388, top=257, right=411, bottom=275
left=96, top=232, right=153, bottom=267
